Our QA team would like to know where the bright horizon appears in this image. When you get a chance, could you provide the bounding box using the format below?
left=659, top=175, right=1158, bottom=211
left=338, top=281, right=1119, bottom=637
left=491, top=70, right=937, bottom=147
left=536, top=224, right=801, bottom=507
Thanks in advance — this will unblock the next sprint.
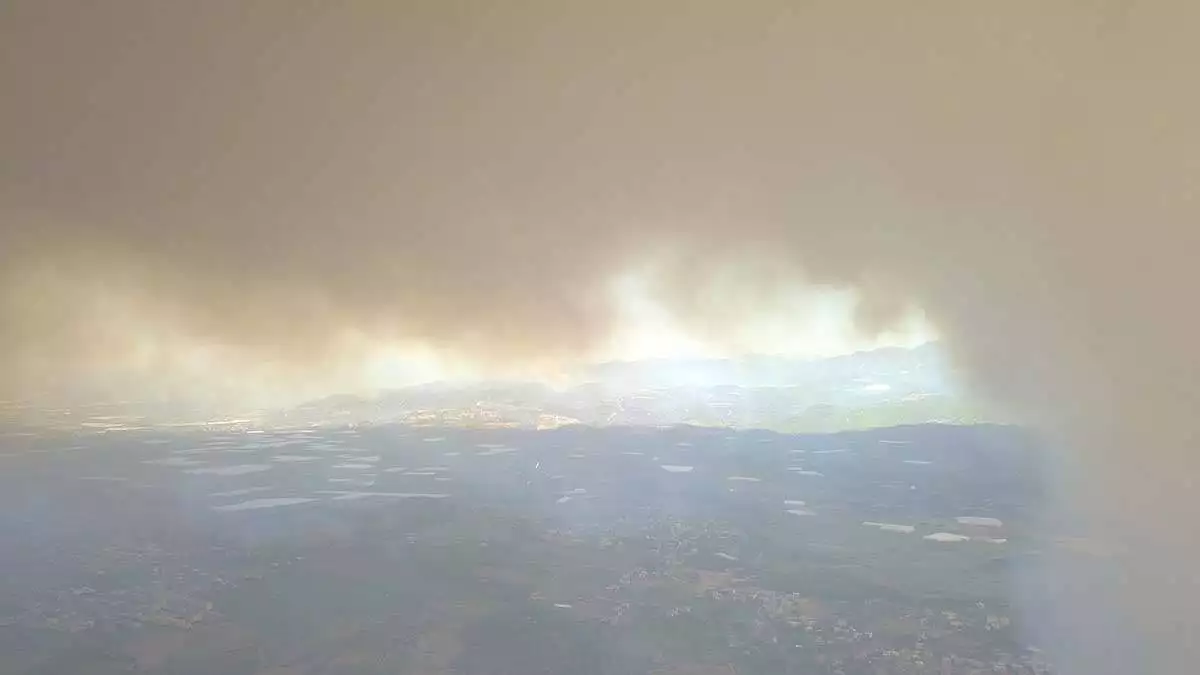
left=360, top=281, right=937, bottom=391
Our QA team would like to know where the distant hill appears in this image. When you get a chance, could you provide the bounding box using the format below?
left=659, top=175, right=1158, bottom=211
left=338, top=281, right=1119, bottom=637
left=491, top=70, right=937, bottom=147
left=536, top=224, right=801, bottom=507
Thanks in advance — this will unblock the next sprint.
left=577, top=342, right=954, bottom=391
left=276, top=343, right=998, bottom=432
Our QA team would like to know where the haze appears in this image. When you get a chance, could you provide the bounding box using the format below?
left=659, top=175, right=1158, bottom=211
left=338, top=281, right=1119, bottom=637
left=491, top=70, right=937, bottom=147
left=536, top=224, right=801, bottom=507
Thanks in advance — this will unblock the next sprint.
left=3, top=2, right=1199, bottom=672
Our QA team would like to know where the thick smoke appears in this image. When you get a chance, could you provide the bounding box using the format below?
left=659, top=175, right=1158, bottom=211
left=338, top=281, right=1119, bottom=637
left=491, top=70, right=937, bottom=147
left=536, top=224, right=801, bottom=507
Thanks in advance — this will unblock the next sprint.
left=3, top=2, right=1199, bottom=670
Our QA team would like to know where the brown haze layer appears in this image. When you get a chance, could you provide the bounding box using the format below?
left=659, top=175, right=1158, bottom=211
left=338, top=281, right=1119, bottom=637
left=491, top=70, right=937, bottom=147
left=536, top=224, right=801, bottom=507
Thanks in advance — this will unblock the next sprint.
left=2, top=2, right=1199, bottom=671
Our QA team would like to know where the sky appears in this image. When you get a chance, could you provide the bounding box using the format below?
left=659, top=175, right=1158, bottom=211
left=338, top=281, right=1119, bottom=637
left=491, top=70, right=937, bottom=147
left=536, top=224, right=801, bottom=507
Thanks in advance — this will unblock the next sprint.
left=2, top=1, right=958, bottom=397
left=3, top=3, right=1200, bottom=671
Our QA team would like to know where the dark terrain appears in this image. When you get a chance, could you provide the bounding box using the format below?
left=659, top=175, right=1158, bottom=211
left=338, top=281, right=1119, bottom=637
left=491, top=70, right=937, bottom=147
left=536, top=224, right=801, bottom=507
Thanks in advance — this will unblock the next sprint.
left=0, top=421, right=1058, bottom=674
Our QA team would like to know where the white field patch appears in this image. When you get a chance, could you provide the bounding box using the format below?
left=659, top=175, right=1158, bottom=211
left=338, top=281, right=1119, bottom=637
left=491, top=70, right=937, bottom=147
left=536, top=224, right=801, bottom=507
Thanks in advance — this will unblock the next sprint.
left=727, top=476, right=761, bottom=482
left=660, top=465, right=694, bottom=473
left=213, top=498, right=315, bottom=512
left=218, top=444, right=274, bottom=454
left=327, top=477, right=376, bottom=485
left=210, top=486, right=272, bottom=498
left=786, top=508, right=816, bottom=516
left=185, top=464, right=272, bottom=476
left=956, top=516, right=1004, bottom=528
left=924, top=532, right=971, bottom=543
left=316, top=491, right=450, bottom=501
left=863, top=521, right=915, bottom=534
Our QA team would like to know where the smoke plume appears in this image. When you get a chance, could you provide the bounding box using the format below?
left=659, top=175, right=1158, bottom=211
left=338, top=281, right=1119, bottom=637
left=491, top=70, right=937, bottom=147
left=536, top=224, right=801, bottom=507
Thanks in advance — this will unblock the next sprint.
left=3, top=2, right=1199, bottom=670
